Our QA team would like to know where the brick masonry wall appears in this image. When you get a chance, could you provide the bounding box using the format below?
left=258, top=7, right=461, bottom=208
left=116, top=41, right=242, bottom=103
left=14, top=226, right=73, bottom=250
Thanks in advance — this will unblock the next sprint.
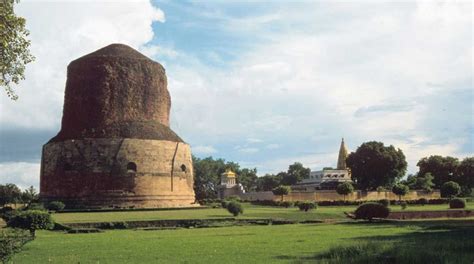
left=40, top=138, right=196, bottom=208
left=240, top=190, right=441, bottom=202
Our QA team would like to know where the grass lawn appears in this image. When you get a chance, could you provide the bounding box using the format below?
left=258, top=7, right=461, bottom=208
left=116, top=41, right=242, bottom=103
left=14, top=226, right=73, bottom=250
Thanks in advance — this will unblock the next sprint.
left=12, top=220, right=474, bottom=263
left=53, top=202, right=474, bottom=224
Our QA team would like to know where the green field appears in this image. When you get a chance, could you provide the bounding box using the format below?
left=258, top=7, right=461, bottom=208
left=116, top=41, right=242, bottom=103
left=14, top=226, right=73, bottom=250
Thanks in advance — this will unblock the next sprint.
left=12, top=220, right=474, bottom=263
left=53, top=202, right=474, bottom=224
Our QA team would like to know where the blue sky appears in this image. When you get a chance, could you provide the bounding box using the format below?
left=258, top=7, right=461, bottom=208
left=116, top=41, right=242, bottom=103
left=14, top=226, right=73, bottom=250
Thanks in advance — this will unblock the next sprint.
left=0, top=0, right=472, bottom=189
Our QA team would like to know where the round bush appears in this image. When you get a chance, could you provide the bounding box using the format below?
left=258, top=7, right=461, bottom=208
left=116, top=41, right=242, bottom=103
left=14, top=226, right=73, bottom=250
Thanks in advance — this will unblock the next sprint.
left=47, top=201, right=65, bottom=212
left=449, top=198, right=466, bottom=209
left=7, top=210, right=54, bottom=236
left=297, top=201, right=316, bottom=212
left=441, top=181, right=461, bottom=198
left=354, top=202, right=390, bottom=221
left=379, top=199, right=390, bottom=207
left=226, top=201, right=243, bottom=216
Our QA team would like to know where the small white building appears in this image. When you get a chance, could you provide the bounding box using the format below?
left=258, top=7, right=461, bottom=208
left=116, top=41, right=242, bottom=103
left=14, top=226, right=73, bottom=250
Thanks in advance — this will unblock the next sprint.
left=294, top=138, right=353, bottom=190
left=218, top=169, right=246, bottom=199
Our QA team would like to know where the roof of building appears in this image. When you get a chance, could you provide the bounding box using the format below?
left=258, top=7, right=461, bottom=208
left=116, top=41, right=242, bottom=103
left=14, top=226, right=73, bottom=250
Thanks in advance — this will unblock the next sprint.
left=222, top=169, right=236, bottom=177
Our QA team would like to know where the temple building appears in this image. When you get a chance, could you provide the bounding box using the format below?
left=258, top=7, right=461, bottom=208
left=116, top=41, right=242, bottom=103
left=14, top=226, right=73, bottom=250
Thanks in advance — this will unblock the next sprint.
left=218, top=169, right=245, bottom=199
left=294, top=138, right=352, bottom=190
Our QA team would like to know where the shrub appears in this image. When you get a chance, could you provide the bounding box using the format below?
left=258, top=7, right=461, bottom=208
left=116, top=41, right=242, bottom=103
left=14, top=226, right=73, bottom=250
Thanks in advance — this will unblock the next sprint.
left=226, top=201, right=243, bottom=216
left=25, top=203, right=45, bottom=211
left=449, top=198, right=466, bottom=209
left=47, top=201, right=65, bottom=212
left=279, top=201, right=293, bottom=208
left=379, top=199, right=390, bottom=207
left=272, top=186, right=291, bottom=201
left=297, top=201, right=317, bottom=212
left=221, top=201, right=229, bottom=209
left=354, top=202, right=390, bottom=221
left=336, top=182, right=354, bottom=201
left=418, top=198, right=428, bottom=206
left=7, top=210, right=54, bottom=237
left=400, top=201, right=408, bottom=210
left=0, top=206, right=16, bottom=222
left=392, top=184, right=409, bottom=201
left=441, top=181, right=461, bottom=198
left=0, top=228, right=33, bottom=263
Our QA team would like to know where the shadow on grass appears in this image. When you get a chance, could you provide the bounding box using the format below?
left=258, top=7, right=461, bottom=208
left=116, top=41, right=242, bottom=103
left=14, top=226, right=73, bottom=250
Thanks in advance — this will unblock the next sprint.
left=275, top=221, right=474, bottom=264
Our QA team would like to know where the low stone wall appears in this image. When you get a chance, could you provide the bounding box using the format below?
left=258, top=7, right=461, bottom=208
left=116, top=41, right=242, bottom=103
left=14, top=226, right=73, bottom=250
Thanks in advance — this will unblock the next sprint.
left=388, top=210, right=474, bottom=220
left=240, top=190, right=440, bottom=202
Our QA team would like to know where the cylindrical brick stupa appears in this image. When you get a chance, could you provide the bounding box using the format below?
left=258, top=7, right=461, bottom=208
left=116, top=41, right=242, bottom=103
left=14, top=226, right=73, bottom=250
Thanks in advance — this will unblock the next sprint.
left=40, top=44, right=196, bottom=208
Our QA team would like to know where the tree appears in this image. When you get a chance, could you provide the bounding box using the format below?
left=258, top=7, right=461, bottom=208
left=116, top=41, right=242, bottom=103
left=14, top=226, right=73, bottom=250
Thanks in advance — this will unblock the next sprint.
left=404, top=173, right=434, bottom=192
left=21, top=186, right=38, bottom=205
left=346, top=141, right=407, bottom=191
left=7, top=210, right=54, bottom=237
left=237, top=168, right=258, bottom=192
left=281, top=162, right=310, bottom=185
left=1, top=0, right=35, bottom=100
left=441, top=181, right=461, bottom=199
left=392, top=184, right=409, bottom=201
left=46, top=201, right=65, bottom=212
left=457, top=157, right=474, bottom=196
left=256, top=174, right=282, bottom=191
left=193, top=156, right=259, bottom=200
left=336, top=182, right=354, bottom=201
left=272, top=186, right=291, bottom=201
left=0, top=184, right=22, bottom=206
left=417, top=155, right=459, bottom=188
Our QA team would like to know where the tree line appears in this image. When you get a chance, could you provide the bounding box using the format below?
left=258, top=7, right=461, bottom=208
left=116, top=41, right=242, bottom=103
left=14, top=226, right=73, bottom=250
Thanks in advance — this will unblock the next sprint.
left=194, top=141, right=473, bottom=200
left=0, top=142, right=471, bottom=203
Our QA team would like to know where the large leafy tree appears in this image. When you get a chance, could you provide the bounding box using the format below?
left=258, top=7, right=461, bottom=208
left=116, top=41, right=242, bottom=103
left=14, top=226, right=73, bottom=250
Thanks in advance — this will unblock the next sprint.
left=192, top=156, right=229, bottom=200
left=1, top=0, right=35, bottom=100
left=192, top=156, right=258, bottom=200
left=417, top=155, right=459, bottom=188
left=0, top=183, right=22, bottom=206
left=346, top=141, right=407, bottom=191
left=403, top=173, right=435, bottom=192
left=457, top=157, right=474, bottom=195
left=237, top=168, right=258, bottom=192
left=280, top=162, right=310, bottom=185
left=256, top=174, right=282, bottom=191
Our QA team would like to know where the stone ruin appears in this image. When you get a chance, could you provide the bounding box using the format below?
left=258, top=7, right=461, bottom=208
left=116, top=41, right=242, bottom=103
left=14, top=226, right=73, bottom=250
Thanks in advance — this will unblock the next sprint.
left=40, top=44, right=196, bottom=208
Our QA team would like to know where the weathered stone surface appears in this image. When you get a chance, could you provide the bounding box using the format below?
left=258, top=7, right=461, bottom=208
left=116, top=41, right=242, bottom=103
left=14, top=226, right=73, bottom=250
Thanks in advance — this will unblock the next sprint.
left=51, top=44, right=174, bottom=142
left=41, top=139, right=195, bottom=208
left=40, top=44, right=195, bottom=208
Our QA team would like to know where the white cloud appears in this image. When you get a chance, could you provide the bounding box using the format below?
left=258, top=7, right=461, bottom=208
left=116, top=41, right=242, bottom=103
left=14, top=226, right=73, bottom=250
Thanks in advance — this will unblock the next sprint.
left=192, top=145, right=218, bottom=155
left=165, top=1, right=471, bottom=174
left=0, top=162, right=40, bottom=190
left=266, top=144, right=280, bottom=150
left=1, top=1, right=471, bottom=182
left=0, top=1, right=165, bottom=130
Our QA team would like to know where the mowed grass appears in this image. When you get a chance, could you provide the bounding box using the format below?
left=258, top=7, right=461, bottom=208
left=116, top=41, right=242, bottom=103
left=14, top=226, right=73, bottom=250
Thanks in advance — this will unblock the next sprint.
left=53, top=202, right=474, bottom=224
left=13, top=220, right=474, bottom=263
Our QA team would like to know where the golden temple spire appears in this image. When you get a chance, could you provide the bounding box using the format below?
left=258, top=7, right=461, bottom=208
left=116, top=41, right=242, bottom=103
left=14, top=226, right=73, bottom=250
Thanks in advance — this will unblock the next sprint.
left=337, top=138, right=348, bottom=170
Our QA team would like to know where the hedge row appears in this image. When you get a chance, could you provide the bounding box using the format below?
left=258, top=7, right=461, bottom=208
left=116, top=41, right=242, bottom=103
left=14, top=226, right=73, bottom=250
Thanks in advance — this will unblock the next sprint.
left=249, top=198, right=449, bottom=207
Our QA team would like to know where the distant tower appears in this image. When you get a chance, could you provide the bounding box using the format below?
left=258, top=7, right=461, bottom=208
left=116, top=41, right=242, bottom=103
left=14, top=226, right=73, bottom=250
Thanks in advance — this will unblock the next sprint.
left=218, top=168, right=245, bottom=199
left=336, top=138, right=348, bottom=170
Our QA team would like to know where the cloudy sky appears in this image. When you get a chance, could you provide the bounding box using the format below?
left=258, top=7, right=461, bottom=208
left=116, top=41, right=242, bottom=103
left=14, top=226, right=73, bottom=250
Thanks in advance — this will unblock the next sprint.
left=0, top=0, right=472, bottom=190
